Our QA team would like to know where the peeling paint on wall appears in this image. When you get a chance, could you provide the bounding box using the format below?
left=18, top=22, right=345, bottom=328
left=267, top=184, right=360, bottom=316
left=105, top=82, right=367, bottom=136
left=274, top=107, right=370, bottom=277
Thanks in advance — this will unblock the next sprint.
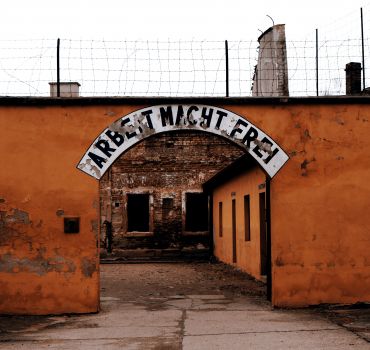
left=2, top=208, right=30, bottom=225
left=91, top=220, right=98, bottom=240
left=0, top=252, right=76, bottom=276
left=0, top=206, right=32, bottom=245
left=81, top=257, right=97, bottom=278
left=300, top=157, right=316, bottom=176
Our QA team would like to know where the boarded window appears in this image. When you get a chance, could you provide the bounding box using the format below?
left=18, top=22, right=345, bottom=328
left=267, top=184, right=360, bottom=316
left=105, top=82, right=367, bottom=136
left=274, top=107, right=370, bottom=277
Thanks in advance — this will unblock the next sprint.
left=219, top=202, right=223, bottom=237
left=185, top=192, right=208, bottom=231
left=244, top=195, right=251, bottom=241
left=127, top=193, right=150, bottom=232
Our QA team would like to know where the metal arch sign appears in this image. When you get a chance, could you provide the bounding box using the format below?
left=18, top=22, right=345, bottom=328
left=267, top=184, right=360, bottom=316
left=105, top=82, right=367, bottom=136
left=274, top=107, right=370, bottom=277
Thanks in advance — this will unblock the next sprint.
left=77, top=104, right=289, bottom=179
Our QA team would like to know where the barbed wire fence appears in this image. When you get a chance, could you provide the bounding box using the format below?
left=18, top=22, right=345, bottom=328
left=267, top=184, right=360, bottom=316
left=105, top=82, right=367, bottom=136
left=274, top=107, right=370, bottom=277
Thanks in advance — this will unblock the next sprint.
left=0, top=7, right=369, bottom=97
left=289, top=6, right=370, bottom=96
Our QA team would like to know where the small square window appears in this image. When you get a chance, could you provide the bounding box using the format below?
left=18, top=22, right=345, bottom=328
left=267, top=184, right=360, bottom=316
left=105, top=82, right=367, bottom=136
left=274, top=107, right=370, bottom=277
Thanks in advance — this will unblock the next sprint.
left=64, top=217, right=80, bottom=234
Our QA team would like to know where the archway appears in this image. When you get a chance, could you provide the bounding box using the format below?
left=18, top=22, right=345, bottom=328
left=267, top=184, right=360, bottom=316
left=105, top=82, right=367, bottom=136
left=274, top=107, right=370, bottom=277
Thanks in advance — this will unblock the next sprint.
left=78, top=104, right=289, bottom=300
left=77, top=104, right=289, bottom=179
left=98, top=129, right=246, bottom=261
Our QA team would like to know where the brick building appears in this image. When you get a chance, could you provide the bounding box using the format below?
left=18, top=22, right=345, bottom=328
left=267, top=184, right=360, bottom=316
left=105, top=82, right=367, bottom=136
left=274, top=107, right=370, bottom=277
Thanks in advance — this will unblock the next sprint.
left=100, top=131, right=244, bottom=257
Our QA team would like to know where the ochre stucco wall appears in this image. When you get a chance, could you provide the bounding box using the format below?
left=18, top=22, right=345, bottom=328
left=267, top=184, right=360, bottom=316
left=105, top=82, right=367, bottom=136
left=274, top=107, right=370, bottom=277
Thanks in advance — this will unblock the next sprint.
left=0, top=99, right=369, bottom=312
left=212, top=166, right=266, bottom=281
left=226, top=102, right=370, bottom=307
left=0, top=103, right=140, bottom=314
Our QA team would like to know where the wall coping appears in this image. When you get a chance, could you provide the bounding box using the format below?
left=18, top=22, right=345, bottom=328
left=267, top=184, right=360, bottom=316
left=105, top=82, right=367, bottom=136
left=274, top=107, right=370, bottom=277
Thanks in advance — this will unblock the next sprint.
left=0, top=95, right=369, bottom=107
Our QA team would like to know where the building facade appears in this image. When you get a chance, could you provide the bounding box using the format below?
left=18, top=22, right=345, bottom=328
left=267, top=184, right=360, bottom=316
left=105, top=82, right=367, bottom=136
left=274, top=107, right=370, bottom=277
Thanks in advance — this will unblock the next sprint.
left=99, top=131, right=244, bottom=256
left=1, top=97, right=369, bottom=314
left=204, top=156, right=268, bottom=283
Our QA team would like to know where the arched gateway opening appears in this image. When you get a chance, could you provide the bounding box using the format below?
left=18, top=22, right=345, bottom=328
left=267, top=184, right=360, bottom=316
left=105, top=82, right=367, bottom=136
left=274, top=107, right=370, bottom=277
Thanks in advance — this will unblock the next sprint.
left=78, top=104, right=289, bottom=299
left=98, top=130, right=245, bottom=260
left=78, top=104, right=289, bottom=179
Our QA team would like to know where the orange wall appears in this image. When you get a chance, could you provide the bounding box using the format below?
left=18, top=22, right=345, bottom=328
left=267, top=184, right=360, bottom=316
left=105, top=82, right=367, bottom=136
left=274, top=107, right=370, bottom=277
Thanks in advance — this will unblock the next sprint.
left=212, top=166, right=266, bottom=281
left=0, top=103, right=138, bottom=314
left=226, top=102, right=370, bottom=307
left=0, top=99, right=369, bottom=311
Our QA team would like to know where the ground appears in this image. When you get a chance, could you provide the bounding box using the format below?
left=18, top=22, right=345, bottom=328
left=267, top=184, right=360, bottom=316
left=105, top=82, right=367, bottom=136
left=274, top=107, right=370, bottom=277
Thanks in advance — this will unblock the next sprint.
left=0, top=262, right=369, bottom=349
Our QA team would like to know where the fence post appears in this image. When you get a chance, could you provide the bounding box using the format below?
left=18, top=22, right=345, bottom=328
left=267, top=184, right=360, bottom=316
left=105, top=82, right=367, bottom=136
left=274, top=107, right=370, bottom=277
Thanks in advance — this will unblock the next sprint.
left=361, top=8, right=365, bottom=90
left=57, top=38, right=60, bottom=97
left=316, top=29, right=319, bottom=97
left=225, top=40, right=229, bottom=97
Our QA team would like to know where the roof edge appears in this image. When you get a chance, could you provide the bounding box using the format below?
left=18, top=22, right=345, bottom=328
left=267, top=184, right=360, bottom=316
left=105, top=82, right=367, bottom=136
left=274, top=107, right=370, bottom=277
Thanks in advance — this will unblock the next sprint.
left=0, top=95, right=369, bottom=107
left=203, top=154, right=256, bottom=192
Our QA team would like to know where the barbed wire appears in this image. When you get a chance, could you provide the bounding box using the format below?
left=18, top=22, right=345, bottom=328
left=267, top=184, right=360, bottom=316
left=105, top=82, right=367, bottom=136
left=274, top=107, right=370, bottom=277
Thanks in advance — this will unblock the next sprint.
left=0, top=9, right=370, bottom=97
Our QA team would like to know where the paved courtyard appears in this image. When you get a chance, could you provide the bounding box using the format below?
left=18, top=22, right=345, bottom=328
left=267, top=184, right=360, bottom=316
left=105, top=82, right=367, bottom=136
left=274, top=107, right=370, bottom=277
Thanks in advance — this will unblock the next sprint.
left=0, top=262, right=369, bottom=349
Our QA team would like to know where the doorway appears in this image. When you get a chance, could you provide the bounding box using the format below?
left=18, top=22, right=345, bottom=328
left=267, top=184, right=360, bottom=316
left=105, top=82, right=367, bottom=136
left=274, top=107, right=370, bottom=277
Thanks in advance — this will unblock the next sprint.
left=99, top=130, right=244, bottom=258
left=127, top=193, right=150, bottom=232
left=185, top=192, right=209, bottom=232
left=259, top=192, right=267, bottom=276
left=232, top=198, right=237, bottom=263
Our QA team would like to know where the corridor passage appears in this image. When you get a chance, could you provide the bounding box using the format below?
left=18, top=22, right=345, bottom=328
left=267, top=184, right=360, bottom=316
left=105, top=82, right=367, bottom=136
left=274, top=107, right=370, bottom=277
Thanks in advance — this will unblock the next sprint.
left=0, top=262, right=368, bottom=349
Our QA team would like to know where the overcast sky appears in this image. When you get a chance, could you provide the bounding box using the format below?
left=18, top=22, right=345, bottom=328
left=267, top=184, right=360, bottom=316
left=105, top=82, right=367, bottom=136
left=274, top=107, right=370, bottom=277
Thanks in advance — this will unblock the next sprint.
left=1, top=0, right=368, bottom=41
left=0, top=0, right=369, bottom=97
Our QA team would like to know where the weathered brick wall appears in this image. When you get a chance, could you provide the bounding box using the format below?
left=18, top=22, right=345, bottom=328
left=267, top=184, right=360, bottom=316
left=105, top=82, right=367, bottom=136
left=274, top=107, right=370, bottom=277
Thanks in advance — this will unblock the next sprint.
left=100, top=131, right=244, bottom=252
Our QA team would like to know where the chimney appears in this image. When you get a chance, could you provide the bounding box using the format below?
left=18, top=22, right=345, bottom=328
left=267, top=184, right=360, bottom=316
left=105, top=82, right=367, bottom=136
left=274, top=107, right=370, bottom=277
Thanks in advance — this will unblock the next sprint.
left=345, top=62, right=361, bottom=95
left=252, top=24, right=289, bottom=97
left=49, top=82, right=81, bottom=97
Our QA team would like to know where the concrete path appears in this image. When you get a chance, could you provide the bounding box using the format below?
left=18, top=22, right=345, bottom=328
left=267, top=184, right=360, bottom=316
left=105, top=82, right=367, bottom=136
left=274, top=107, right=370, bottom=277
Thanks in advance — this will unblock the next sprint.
left=0, top=263, right=368, bottom=349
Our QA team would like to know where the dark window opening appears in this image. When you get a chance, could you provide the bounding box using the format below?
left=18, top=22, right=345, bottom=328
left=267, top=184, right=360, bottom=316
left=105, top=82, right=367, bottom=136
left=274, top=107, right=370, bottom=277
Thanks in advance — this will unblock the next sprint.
left=64, top=217, right=80, bottom=234
left=163, top=197, right=174, bottom=209
left=185, top=192, right=209, bottom=231
left=162, top=197, right=174, bottom=219
left=244, top=195, right=251, bottom=241
left=219, top=202, right=223, bottom=237
left=127, top=193, right=150, bottom=232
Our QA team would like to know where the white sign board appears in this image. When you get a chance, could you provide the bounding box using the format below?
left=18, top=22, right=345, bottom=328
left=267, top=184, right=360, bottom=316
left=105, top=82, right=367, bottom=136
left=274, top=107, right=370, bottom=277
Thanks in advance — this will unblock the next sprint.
left=77, top=105, right=289, bottom=179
